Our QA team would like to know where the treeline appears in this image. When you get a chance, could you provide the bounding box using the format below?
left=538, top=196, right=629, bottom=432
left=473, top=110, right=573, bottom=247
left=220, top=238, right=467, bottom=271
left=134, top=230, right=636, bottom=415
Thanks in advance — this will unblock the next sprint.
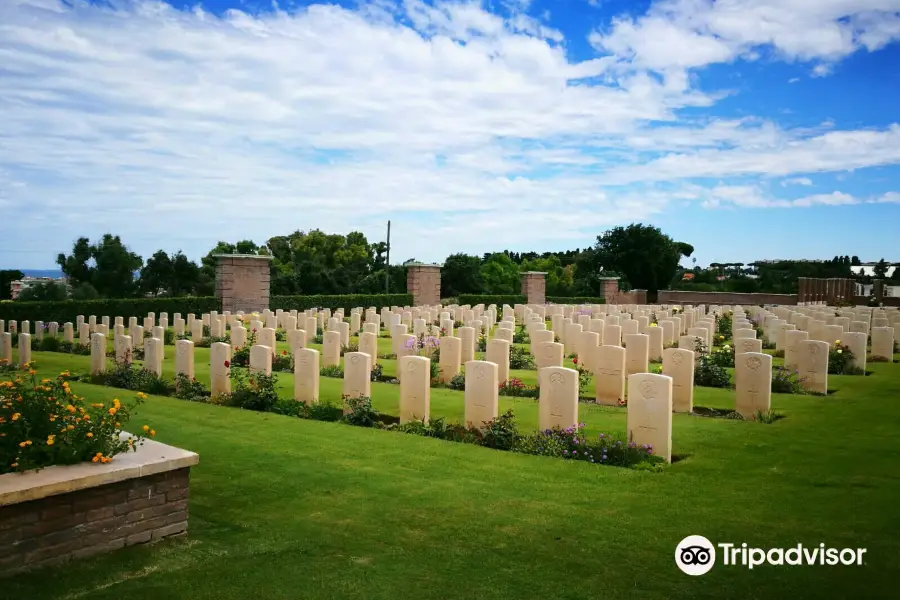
left=9, top=224, right=695, bottom=302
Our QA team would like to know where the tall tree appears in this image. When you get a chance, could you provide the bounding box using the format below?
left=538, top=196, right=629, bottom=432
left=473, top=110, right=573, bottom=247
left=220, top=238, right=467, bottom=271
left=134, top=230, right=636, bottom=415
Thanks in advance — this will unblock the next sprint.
left=874, top=258, right=888, bottom=278
left=479, top=253, right=520, bottom=294
left=57, top=235, right=142, bottom=298
left=589, top=224, right=693, bottom=294
left=139, top=250, right=174, bottom=297
left=441, top=253, right=484, bottom=297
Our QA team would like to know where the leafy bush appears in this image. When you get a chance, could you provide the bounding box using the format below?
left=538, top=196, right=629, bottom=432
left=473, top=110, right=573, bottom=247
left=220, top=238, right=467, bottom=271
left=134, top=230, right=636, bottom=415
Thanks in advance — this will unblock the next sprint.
left=342, top=342, right=360, bottom=353
left=1, top=367, right=151, bottom=474
left=174, top=374, right=208, bottom=401
left=771, top=367, right=806, bottom=394
left=708, top=344, right=735, bottom=368
left=89, top=361, right=174, bottom=396
left=446, top=372, right=465, bottom=390
left=476, top=334, right=487, bottom=352
left=498, top=378, right=539, bottom=398
left=716, top=312, right=732, bottom=340
left=320, top=364, right=344, bottom=378
left=513, top=326, right=530, bottom=344
left=37, top=336, right=62, bottom=352
left=514, top=425, right=663, bottom=468
left=225, top=368, right=280, bottom=412
left=370, top=363, right=384, bottom=382
left=509, top=345, right=535, bottom=370
left=693, top=340, right=731, bottom=388
left=479, top=409, right=519, bottom=450
left=828, top=341, right=860, bottom=375
left=272, top=349, right=292, bottom=372
left=342, top=395, right=380, bottom=427
left=754, top=409, right=783, bottom=424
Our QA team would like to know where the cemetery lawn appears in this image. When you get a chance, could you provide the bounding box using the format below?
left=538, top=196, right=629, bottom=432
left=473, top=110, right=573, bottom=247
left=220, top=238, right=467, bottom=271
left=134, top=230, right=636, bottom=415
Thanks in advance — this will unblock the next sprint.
left=5, top=352, right=900, bottom=599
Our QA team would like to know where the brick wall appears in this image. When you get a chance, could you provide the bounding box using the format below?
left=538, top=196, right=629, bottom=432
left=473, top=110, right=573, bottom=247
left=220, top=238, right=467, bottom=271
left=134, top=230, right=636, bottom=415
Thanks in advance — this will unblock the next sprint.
left=215, top=255, right=272, bottom=313
left=0, top=468, right=191, bottom=575
left=657, top=290, right=799, bottom=305
left=407, top=265, right=441, bottom=307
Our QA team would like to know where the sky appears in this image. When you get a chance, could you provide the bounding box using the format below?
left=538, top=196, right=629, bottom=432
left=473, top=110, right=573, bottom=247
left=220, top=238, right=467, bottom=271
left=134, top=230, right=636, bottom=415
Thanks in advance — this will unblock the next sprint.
left=1, top=0, right=900, bottom=270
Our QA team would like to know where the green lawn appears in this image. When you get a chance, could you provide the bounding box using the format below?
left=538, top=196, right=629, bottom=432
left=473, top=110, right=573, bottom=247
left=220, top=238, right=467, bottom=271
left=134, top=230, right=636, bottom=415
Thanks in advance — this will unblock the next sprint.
left=4, top=343, right=900, bottom=599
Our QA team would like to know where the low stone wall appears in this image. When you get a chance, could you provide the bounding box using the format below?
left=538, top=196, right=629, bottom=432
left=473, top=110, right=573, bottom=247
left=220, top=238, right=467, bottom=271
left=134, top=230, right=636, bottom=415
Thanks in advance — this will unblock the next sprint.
left=658, top=290, right=799, bottom=306
left=0, top=437, right=198, bottom=576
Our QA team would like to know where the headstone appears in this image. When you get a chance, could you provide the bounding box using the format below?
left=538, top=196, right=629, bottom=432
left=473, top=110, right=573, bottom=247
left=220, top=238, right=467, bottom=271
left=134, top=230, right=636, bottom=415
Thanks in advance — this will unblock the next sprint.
left=627, top=373, right=673, bottom=463
left=842, top=332, right=867, bottom=373
left=63, top=322, right=73, bottom=343
left=458, top=326, right=476, bottom=363
left=115, top=334, right=132, bottom=365
left=647, top=326, right=663, bottom=362
left=735, top=338, right=762, bottom=355
left=594, top=345, right=626, bottom=406
left=871, top=327, right=895, bottom=361
left=144, top=337, right=163, bottom=377
left=0, top=332, right=10, bottom=362
left=798, top=340, right=829, bottom=394
left=343, top=352, right=372, bottom=400
left=250, top=344, right=273, bottom=375
left=662, top=348, right=694, bottom=413
left=734, top=352, right=772, bottom=418
left=322, top=331, right=341, bottom=367
left=210, top=342, right=231, bottom=397
left=79, top=323, right=91, bottom=346
left=17, top=333, right=32, bottom=368
left=439, top=336, right=462, bottom=383
left=358, top=331, right=377, bottom=365
left=486, top=339, right=511, bottom=385
left=294, top=348, right=320, bottom=404
left=538, top=366, right=579, bottom=430
left=232, top=326, right=248, bottom=349
left=602, top=324, right=622, bottom=347
left=624, top=333, right=649, bottom=375
left=464, top=360, right=499, bottom=428
left=400, top=355, right=431, bottom=424
left=259, top=327, right=277, bottom=352
left=536, top=341, right=564, bottom=369
left=175, top=339, right=195, bottom=382
left=783, top=329, right=809, bottom=371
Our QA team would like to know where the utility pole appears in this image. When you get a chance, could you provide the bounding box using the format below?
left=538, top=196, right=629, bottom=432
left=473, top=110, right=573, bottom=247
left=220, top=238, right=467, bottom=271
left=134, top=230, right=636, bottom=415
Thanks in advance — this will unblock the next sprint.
left=385, top=220, right=391, bottom=294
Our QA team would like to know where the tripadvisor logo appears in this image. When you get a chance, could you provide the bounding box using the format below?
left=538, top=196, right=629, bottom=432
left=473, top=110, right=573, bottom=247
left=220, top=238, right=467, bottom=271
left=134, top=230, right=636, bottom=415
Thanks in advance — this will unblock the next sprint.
left=675, top=536, right=867, bottom=575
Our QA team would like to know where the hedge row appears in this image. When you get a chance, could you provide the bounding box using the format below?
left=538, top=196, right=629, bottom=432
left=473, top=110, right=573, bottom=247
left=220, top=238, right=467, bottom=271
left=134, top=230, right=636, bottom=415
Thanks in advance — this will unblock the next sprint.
left=0, top=294, right=414, bottom=323
left=455, top=295, right=607, bottom=306
left=0, top=297, right=221, bottom=325
left=270, top=294, right=412, bottom=312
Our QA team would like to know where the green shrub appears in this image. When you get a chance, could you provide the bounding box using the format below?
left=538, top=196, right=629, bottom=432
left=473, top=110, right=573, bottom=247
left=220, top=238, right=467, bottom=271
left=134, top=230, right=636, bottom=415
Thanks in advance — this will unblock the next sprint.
left=0, top=371, right=151, bottom=474
left=513, top=326, right=530, bottom=344
left=771, top=366, right=806, bottom=394
left=0, top=297, right=220, bottom=325
left=693, top=340, right=731, bottom=388
left=447, top=372, right=466, bottom=390
left=546, top=296, right=606, bottom=304
left=498, top=378, right=539, bottom=398
left=271, top=294, right=412, bottom=312
left=828, top=342, right=858, bottom=375
left=342, top=395, right=380, bottom=427
left=478, top=409, right=519, bottom=450
left=174, top=374, right=208, bottom=402
left=89, top=362, right=174, bottom=396
left=320, top=364, right=344, bottom=378
left=225, top=369, right=280, bottom=412
left=509, top=346, right=535, bottom=370
left=514, top=425, right=663, bottom=468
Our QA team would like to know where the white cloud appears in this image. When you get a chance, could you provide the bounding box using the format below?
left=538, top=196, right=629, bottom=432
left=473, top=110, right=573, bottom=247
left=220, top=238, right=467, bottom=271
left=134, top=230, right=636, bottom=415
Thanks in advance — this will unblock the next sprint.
left=592, top=0, right=900, bottom=73
left=1, top=0, right=899, bottom=266
left=811, top=63, right=833, bottom=77
left=781, top=177, right=813, bottom=186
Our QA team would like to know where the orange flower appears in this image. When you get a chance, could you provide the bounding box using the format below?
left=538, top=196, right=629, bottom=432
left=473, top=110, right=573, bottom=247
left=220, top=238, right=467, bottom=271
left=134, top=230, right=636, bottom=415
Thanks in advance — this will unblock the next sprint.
left=86, top=432, right=93, bottom=438
left=108, top=407, right=117, bottom=416
left=142, top=425, right=149, bottom=432
left=149, top=430, right=156, bottom=437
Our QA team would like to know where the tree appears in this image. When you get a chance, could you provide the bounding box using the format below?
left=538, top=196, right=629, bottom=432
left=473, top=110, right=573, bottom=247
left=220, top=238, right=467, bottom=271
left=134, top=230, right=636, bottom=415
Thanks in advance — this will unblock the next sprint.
left=17, top=281, right=68, bottom=302
left=0, top=270, right=24, bottom=301
left=851, top=256, right=861, bottom=266
left=441, top=253, right=484, bottom=297
left=57, top=235, right=142, bottom=298
left=589, top=224, right=693, bottom=294
left=874, top=258, right=888, bottom=278
left=479, top=253, right=520, bottom=294
left=139, top=250, right=174, bottom=297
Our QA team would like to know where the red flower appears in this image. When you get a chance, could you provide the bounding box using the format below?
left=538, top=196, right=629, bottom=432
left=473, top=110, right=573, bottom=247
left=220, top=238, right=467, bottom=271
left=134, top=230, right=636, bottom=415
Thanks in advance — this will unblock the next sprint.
left=224, top=360, right=231, bottom=368
left=282, top=350, right=287, bottom=355
left=572, top=357, right=578, bottom=365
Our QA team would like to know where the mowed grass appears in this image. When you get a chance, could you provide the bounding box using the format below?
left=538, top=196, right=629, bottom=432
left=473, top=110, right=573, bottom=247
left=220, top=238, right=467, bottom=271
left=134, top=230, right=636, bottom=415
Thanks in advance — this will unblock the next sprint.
left=4, top=340, right=900, bottom=599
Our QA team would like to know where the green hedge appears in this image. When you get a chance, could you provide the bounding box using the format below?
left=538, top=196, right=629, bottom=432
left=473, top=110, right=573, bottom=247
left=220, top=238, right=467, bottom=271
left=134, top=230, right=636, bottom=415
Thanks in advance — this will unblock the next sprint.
left=547, top=296, right=606, bottom=304
left=270, top=294, right=413, bottom=312
left=0, top=294, right=414, bottom=324
left=456, top=295, right=606, bottom=306
left=456, top=295, right=527, bottom=306
left=0, top=297, right=221, bottom=325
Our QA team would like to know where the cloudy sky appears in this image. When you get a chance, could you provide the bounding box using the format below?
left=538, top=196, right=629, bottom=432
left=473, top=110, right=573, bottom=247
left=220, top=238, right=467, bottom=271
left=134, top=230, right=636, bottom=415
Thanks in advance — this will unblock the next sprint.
left=2, top=0, right=899, bottom=269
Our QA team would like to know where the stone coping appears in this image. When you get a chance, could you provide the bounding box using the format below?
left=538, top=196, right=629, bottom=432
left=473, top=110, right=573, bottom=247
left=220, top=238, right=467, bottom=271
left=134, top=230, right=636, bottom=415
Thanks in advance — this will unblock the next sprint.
left=0, top=433, right=199, bottom=507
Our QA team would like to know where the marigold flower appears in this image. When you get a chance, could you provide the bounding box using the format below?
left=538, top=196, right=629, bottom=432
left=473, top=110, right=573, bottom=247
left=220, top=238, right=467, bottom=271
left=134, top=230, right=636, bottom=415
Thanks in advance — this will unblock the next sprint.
left=11, top=463, right=17, bottom=468
left=149, top=430, right=156, bottom=437
left=92, top=455, right=100, bottom=463
left=142, top=425, right=150, bottom=432
left=86, top=432, right=93, bottom=438
left=12, top=412, right=20, bottom=421
left=66, top=404, right=75, bottom=413
left=46, top=438, right=54, bottom=446
left=108, top=407, right=117, bottom=416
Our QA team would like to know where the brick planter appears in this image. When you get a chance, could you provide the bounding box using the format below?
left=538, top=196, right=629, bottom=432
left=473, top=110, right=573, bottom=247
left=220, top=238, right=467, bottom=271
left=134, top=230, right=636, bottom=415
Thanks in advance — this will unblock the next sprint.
left=0, top=436, right=199, bottom=575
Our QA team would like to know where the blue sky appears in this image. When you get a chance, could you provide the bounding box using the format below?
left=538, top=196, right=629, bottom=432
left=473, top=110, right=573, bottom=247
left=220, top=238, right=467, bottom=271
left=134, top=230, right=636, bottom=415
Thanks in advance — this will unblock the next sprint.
left=2, top=0, right=899, bottom=270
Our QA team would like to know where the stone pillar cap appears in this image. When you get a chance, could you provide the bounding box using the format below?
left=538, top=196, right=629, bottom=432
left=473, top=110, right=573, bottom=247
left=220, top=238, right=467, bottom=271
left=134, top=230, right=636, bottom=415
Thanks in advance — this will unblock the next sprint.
left=213, top=254, right=273, bottom=260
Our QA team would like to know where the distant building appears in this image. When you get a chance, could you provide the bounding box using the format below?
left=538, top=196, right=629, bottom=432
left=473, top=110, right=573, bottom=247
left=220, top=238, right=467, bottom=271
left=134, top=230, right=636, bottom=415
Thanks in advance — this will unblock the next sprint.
left=850, top=264, right=897, bottom=278
left=10, top=276, right=68, bottom=300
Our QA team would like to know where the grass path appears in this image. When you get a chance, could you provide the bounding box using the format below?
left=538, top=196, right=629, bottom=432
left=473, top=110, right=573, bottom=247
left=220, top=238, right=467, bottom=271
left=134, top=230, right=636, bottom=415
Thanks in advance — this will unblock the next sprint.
left=3, top=345, right=900, bottom=598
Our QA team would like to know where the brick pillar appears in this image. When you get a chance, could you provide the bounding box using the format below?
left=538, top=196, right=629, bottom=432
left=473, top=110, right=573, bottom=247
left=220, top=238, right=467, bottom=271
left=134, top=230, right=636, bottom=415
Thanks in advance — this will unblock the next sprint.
left=599, top=277, right=620, bottom=304
left=406, top=264, right=441, bottom=306
left=520, top=271, right=547, bottom=304
left=797, top=278, right=808, bottom=304
left=215, top=255, right=273, bottom=313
